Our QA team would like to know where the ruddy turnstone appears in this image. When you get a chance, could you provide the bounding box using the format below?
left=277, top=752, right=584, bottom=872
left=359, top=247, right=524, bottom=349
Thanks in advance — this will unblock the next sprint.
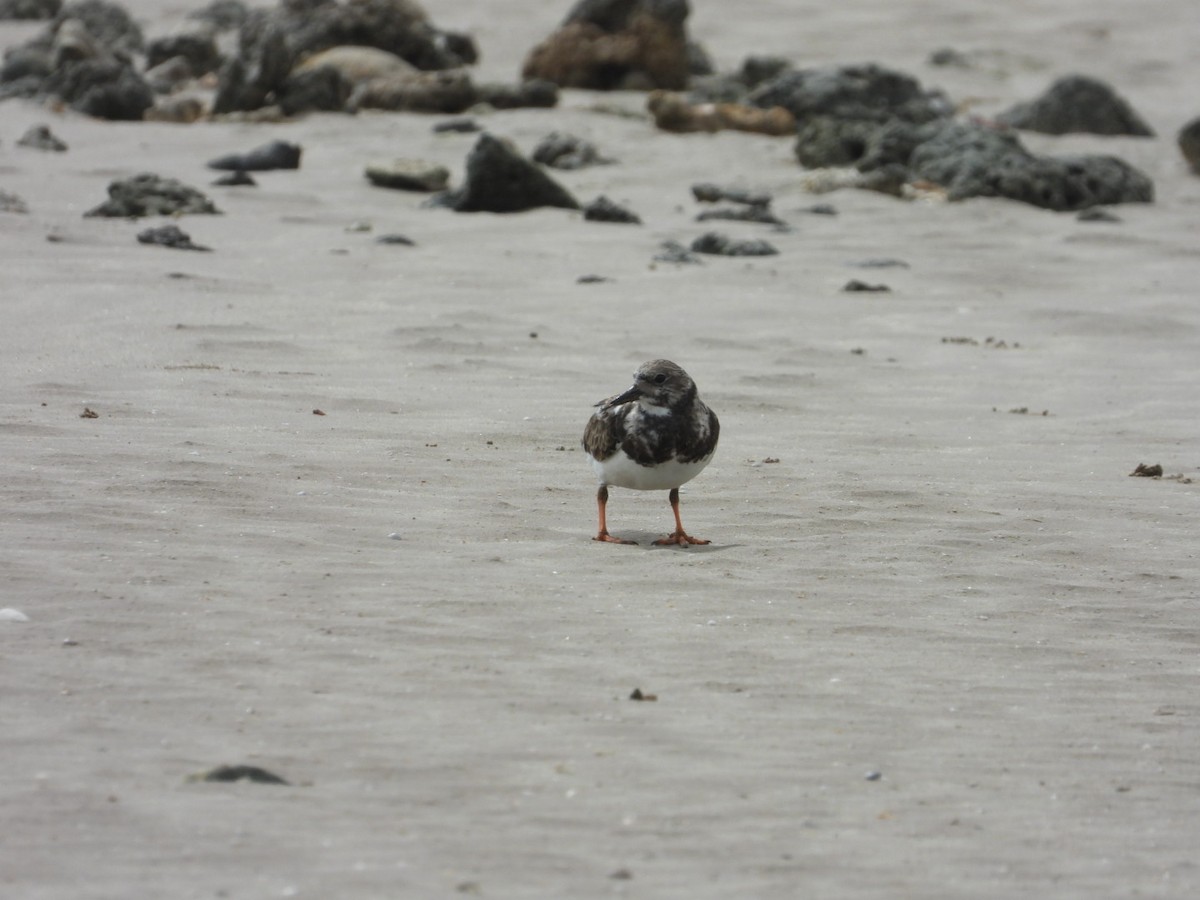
left=582, top=359, right=719, bottom=545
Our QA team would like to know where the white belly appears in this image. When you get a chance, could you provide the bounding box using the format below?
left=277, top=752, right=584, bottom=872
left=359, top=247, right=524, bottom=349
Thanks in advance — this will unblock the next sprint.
left=590, top=450, right=713, bottom=491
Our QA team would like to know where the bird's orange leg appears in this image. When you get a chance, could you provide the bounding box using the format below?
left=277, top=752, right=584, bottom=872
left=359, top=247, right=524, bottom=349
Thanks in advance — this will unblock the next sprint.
left=593, top=485, right=637, bottom=544
left=654, top=487, right=711, bottom=546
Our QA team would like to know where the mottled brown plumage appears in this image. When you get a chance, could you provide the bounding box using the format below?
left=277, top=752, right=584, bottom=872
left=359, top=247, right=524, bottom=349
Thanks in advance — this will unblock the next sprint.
left=582, top=359, right=719, bottom=545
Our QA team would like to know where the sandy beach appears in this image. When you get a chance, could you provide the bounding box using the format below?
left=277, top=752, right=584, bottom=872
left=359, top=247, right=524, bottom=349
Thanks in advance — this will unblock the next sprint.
left=2, top=1, right=1199, bottom=897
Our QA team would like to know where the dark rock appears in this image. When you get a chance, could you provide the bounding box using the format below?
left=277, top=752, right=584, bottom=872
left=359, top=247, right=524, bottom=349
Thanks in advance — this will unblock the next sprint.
left=0, top=0, right=60, bottom=19
left=350, top=68, right=475, bottom=113
left=187, top=0, right=248, bottom=32
left=145, top=32, right=222, bottom=77
left=532, top=131, right=614, bottom=169
left=843, top=279, right=890, bottom=292
left=43, top=57, right=154, bottom=119
left=364, top=158, right=449, bottom=192
left=278, top=64, right=351, bottom=114
left=908, top=121, right=1154, bottom=210
left=212, top=19, right=293, bottom=114
left=137, top=224, right=212, bottom=251
left=16, top=123, right=67, bottom=151
left=1176, top=117, right=1200, bottom=174
left=1, top=46, right=53, bottom=85
left=433, top=117, right=480, bottom=134
left=927, top=47, right=971, bottom=68
left=583, top=195, right=641, bottom=224
left=750, top=63, right=949, bottom=124
left=1, top=190, right=29, bottom=213
left=1076, top=207, right=1121, bottom=223
left=51, top=0, right=143, bottom=55
left=523, top=0, right=692, bottom=91
left=85, top=174, right=221, bottom=218
left=997, top=75, right=1154, bottom=137
left=191, top=764, right=289, bottom=785
left=212, top=170, right=256, bottom=186
left=376, top=233, right=415, bottom=245
left=740, top=54, right=792, bottom=88
left=447, top=133, right=580, bottom=214
left=691, top=183, right=772, bottom=206
left=208, top=140, right=302, bottom=171
left=691, top=231, right=778, bottom=256
left=696, top=206, right=784, bottom=226
left=654, top=240, right=701, bottom=264
left=475, top=78, right=558, bottom=110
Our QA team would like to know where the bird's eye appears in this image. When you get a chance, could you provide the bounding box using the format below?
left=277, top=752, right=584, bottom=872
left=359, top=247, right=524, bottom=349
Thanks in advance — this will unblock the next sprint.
left=654, top=373, right=667, bottom=384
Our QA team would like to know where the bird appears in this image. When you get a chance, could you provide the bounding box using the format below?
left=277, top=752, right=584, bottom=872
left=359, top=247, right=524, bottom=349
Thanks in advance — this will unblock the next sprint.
left=582, top=359, right=719, bottom=545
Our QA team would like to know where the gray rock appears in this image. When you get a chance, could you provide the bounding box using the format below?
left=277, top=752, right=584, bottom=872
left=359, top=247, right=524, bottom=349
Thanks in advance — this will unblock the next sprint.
left=43, top=56, right=153, bottom=119
left=691, top=232, right=779, bottom=256
left=696, top=205, right=784, bottom=226
left=691, top=183, right=772, bottom=206
left=145, top=32, right=222, bottom=77
left=213, top=20, right=293, bottom=114
left=51, top=0, right=144, bottom=56
left=750, top=63, right=949, bottom=124
left=0, top=0, right=60, bottom=19
left=365, top=158, right=449, bottom=192
left=583, top=195, right=641, bottom=224
left=208, top=140, right=302, bottom=171
left=137, top=224, right=212, bottom=251
left=474, top=78, right=558, bottom=110
left=997, top=75, right=1154, bottom=137
left=278, top=64, right=351, bottom=115
left=908, top=121, right=1154, bottom=210
left=654, top=240, right=701, bottom=264
left=1176, top=116, right=1200, bottom=174
left=448, top=133, right=580, bottom=214
left=187, top=0, right=248, bottom=33
left=532, top=131, right=614, bottom=169
left=16, top=123, right=67, bottom=151
left=85, top=174, right=221, bottom=218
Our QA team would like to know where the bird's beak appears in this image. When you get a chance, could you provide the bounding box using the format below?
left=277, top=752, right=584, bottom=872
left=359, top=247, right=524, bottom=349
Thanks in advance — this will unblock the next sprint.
left=597, top=383, right=642, bottom=409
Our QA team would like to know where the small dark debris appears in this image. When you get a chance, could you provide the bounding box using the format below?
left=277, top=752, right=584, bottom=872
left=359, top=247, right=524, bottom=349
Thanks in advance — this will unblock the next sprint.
left=529, top=332, right=539, bottom=338
left=849, top=258, right=909, bottom=269
left=1006, top=407, right=1049, bottom=416
left=80, top=407, right=99, bottom=418
left=191, top=764, right=289, bottom=785
left=943, top=336, right=979, bottom=345
left=691, top=232, right=778, bottom=257
left=1130, top=463, right=1163, bottom=477
left=434, top=118, right=481, bottom=134
left=696, top=205, right=784, bottom=226
left=1077, top=207, right=1121, bottom=223
left=762, top=457, right=780, bottom=464
left=312, top=409, right=326, bottom=416
left=653, top=240, right=702, bottom=265
left=212, top=170, right=257, bottom=187
left=137, top=225, right=211, bottom=252
left=629, top=688, right=657, bottom=702
left=800, top=203, right=838, bottom=216
left=577, top=274, right=611, bottom=284
left=609, top=869, right=634, bottom=880
left=843, top=279, right=890, bottom=292
left=691, top=183, right=772, bottom=207
left=375, top=234, right=415, bottom=246
left=850, top=347, right=866, bottom=355
left=865, top=770, right=883, bottom=782
left=583, top=195, right=641, bottom=224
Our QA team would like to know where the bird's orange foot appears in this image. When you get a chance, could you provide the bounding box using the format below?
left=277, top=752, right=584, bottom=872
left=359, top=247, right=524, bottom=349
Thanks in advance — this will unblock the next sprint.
left=653, top=531, right=711, bottom=546
left=594, top=531, right=638, bottom=545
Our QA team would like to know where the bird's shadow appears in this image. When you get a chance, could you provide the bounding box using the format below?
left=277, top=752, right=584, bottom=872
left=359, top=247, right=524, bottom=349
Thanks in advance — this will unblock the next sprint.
left=595, top=535, right=739, bottom=552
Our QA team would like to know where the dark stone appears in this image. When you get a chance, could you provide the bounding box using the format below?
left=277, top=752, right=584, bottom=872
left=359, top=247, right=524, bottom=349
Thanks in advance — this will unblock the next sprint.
left=696, top=206, right=784, bottom=226
left=996, top=75, right=1154, bottom=137
left=474, top=78, right=558, bottom=110
left=750, top=63, right=949, bottom=124
left=212, top=170, right=257, bottom=186
left=85, top=174, right=221, bottom=218
left=194, top=764, right=288, bottom=785
left=0, top=0, right=61, bottom=19
left=691, top=183, right=771, bottom=206
left=137, top=224, right=212, bottom=251
left=212, top=20, right=293, bottom=114
left=433, top=117, right=480, bottom=134
left=1176, top=117, right=1200, bottom=174
left=278, top=65, right=350, bottom=115
left=43, top=57, right=153, bottom=119
left=583, top=195, right=641, bottom=223
left=187, top=0, right=248, bottom=32
left=691, top=231, right=778, bottom=256
left=532, top=131, right=613, bottom=169
left=448, top=133, right=580, bottom=214
left=1, top=46, right=53, bottom=83
left=654, top=240, right=701, bottom=264
left=145, top=32, right=222, bottom=77
left=908, top=121, right=1154, bottom=210
left=208, top=140, right=302, bottom=171
left=376, top=233, right=415, bottom=245
left=843, top=279, right=890, bottom=292
left=793, top=115, right=882, bottom=168
left=51, top=0, right=143, bottom=55
left=16, top=123, right=67, bottom=151
left=523, top=0, right=692, bottom=91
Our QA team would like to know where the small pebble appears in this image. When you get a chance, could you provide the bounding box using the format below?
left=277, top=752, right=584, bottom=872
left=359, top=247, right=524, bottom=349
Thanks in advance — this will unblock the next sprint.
left=388, top=532, right=403, bottom=540
left=865, top=770, right=883, bottom=781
